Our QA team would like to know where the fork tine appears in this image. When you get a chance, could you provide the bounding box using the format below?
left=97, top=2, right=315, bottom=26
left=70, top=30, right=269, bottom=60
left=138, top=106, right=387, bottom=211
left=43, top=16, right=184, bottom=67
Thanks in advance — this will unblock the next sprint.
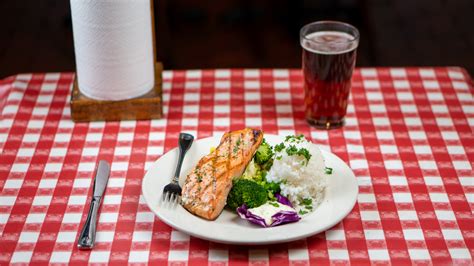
left=174, top=194, right=180, bottom=204
left=172, top=196, right=179, bottom=209
left=170, top=193, right=177, bottom=203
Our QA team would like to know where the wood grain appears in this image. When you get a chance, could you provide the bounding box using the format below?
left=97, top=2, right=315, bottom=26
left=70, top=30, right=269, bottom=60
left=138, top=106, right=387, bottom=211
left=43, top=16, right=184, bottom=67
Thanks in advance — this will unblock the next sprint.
left=70, top=63, right=163, bottom=122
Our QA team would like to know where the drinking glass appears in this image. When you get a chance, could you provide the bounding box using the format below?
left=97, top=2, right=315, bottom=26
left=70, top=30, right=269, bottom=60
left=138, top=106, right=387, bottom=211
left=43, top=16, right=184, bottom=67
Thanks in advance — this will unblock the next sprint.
left=300, top=21, right=360, bottom=129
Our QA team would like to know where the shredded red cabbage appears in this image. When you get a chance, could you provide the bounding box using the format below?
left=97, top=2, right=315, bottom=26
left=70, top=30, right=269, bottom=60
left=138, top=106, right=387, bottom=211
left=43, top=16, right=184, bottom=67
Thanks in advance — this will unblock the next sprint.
left=236, top=203, right=300, bottom=227
left=270, top=210, right=301, bottom=226
left=237, top=205, right=268, bottom=227
left=275, top=193, right=293, bottom=207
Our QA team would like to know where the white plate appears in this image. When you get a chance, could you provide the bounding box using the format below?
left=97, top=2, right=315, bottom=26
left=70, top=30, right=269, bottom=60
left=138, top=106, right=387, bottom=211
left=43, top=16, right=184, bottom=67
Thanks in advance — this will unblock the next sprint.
left=141, top=134, right=358, bottom=245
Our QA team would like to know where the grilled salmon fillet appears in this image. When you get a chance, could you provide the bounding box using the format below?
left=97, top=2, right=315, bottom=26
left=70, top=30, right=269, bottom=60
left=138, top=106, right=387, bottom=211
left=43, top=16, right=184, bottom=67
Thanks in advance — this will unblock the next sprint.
left=181, top=128, right=263, bottom=220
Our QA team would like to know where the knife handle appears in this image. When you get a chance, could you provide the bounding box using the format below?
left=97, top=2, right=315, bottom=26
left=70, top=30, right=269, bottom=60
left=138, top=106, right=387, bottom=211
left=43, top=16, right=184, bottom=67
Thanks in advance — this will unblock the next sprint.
left=77, top=198, right=100, bottom=249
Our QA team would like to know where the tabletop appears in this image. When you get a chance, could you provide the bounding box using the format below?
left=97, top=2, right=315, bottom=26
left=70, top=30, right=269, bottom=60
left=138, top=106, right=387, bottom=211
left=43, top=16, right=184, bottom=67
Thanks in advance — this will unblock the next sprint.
left=0, top=67, right=473, bottom=265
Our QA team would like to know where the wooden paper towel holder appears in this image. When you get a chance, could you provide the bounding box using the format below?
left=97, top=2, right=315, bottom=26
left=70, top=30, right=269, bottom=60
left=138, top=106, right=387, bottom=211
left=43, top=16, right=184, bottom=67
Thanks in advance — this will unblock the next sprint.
left=70, top=62, right=163, bottom=122
left=70, top=0, right=162, bottom=122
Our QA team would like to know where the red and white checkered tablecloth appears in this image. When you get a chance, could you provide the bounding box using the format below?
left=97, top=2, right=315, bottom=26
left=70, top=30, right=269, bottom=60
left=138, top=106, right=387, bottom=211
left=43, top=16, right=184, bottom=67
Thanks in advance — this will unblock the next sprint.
left=0, top=67, right=473, bottom=265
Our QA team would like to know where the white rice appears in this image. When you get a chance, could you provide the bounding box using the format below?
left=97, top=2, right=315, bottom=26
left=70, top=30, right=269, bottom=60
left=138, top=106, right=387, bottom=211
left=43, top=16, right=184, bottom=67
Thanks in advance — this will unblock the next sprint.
left=266, top=137, right=326, bottom=212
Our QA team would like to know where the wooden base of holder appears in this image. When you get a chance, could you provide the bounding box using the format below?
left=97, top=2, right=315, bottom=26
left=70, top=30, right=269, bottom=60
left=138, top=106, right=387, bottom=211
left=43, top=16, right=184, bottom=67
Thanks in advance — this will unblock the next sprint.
left=70, top=63, right=163, bottom=122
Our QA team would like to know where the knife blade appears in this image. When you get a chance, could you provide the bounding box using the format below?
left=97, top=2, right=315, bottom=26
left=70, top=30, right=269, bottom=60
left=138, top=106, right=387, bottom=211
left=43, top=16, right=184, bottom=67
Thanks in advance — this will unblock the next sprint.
left=93, top=160, right=110, bottom=198
left=77, top=160, right=110, bottom=249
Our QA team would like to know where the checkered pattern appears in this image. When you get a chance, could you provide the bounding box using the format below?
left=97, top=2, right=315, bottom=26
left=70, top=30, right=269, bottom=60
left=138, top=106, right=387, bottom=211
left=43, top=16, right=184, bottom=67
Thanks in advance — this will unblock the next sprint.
left=0, top=67, right=473, bottom=265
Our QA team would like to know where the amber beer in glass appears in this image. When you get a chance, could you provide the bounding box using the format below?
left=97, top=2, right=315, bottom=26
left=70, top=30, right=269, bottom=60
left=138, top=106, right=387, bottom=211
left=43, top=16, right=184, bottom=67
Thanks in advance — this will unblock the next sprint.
left=300, top=21, right=359, bottom=129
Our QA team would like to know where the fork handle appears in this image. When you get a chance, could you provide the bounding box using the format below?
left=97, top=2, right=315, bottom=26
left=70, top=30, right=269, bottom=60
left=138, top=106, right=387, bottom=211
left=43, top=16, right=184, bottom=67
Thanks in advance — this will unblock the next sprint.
left=173, top=133, right=194, bottom=183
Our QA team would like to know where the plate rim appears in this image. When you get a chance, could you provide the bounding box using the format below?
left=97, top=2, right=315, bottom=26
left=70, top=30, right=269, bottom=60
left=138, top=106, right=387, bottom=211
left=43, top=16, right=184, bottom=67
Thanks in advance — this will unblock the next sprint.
left=141, top=134, right=359, bottom=245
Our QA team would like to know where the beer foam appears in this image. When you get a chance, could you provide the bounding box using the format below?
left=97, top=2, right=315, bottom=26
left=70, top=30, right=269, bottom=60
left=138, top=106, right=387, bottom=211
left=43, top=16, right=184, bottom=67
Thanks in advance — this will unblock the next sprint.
left=302, top=31, right=358, bottom=55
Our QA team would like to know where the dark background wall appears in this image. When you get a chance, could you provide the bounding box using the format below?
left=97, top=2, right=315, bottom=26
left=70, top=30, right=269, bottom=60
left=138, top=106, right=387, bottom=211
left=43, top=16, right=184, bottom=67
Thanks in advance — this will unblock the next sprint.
left=1, top=0, right=473, bottom=79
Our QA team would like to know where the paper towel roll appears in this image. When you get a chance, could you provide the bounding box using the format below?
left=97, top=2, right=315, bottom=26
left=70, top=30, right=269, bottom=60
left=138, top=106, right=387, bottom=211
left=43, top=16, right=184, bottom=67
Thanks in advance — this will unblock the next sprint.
left=70, top=0, right=155, bottom=101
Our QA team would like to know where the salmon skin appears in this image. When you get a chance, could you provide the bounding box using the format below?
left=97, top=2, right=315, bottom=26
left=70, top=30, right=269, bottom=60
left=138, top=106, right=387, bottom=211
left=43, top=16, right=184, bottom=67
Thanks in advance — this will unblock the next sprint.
left=181, top=128, right=263, bottom=220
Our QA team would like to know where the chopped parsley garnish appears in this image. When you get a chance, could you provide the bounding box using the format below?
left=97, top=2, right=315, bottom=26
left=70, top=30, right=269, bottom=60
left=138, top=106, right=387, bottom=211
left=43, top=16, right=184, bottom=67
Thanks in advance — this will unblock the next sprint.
left=276, top=155, right=282, bottom=160
left=269, top=202, right=279, bottom=207
left=325, top=167, right=333, bottom=175
left=299, top=210, right=308, bottom=215
left=297, top=148, right=311, bottom=162
left=195, top=171, right=203, bottom=182
left=298, top=198, right=313, bottom=214
left=285, top=134, right=306, bottom=142
left=196, top=173, right=202, bottom=183
left=285, top=145, right=312, bottom=165
left=274, top=143, right=285, bottom=152
left=194, top=169, right=203, bottom=182
left=286, top=145, right=298, bottom=155
left=300, top=198, right=312, bottom=206
left=233, top=138, right=241, bottom=154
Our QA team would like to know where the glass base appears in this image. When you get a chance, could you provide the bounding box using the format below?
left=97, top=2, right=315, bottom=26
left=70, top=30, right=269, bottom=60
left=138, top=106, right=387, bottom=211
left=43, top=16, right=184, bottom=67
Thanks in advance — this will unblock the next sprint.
left=306, top=117, right=345, bottom=129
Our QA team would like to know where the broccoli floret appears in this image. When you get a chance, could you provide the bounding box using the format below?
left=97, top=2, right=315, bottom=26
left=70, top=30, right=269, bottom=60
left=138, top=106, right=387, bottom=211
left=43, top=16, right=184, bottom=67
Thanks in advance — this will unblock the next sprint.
left=254, top=139, right=274, bottom=166
left=264, top=181, right=281, bottom=195
left=258, top=181, right=281, bottom=200
left=260, top=158, right=273, bottom=171
left=226, top=179, right=267, bottom=210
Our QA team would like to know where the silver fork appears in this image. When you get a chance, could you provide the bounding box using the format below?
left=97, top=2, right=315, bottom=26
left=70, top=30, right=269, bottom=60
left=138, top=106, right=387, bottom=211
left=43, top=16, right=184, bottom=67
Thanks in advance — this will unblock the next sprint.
left=162, top=133, right=194, bottom=203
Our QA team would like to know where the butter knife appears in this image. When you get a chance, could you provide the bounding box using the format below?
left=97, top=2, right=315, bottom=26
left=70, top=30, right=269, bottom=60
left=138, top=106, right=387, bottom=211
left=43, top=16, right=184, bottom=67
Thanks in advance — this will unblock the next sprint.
left=77, top=160, right=111, bottom=249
